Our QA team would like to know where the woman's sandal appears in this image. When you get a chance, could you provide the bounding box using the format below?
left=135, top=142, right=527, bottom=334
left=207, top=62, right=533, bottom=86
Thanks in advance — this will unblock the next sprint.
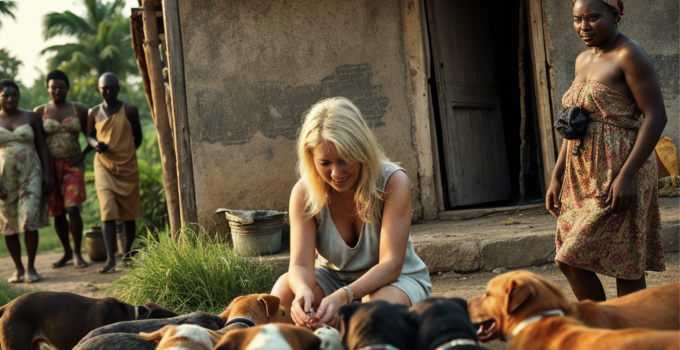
left=96, top=265, right=117, bottom=274
left=7, top=271, right=24, bottom=283
left=25, top=272, right=41, bottom=284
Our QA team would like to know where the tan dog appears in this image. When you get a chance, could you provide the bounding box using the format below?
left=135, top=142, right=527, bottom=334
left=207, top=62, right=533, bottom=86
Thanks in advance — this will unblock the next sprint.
left=218, top=294, right=292, bottom=326
left=213, top=324, right=321, bottom=350
left=140, top=324, right=226, bottom=350
left=468, top=271, right=680, bottom=341
left=508, top=316, right=679, bottom=350
left=0, top=292, right=177, bottom=350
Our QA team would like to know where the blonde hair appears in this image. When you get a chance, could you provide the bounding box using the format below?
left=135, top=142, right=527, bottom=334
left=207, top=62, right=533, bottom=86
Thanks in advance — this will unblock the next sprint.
left=297, top=97, right=391, bottom=223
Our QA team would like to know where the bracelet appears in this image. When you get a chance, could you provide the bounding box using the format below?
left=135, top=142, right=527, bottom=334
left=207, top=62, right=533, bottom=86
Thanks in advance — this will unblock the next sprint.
left=341, top=286, right=354, bottom=304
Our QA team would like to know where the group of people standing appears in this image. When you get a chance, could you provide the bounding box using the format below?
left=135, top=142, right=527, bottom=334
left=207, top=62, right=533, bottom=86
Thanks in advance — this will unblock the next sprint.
left=0, top=71, right=143, bottom=283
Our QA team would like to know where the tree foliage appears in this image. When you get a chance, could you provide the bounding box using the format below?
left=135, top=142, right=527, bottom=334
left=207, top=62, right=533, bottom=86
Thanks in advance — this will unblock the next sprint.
left=41, top=0, right=136, bottom=80
left=0, top=1, right=16, bottom=29
left=0, top=47, right=21, bottom=81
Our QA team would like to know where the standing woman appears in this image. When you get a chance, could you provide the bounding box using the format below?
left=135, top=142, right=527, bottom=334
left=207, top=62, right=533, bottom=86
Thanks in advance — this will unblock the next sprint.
left=547, top=0, right=667, bottom=301
left=0, top=79, right=51, bottom=283
left=34, top=70, right=91, bottom=269
left=271, top=97, right=431, bottom=328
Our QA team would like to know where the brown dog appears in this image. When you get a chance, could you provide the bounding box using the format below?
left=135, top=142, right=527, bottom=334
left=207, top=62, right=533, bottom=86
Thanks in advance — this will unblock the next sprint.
left=468, top=271, right=680, bottom=341
left=509, top=315, right=679, bottom=350
left=218, top=293, right=292, bottom=326
left=0, top=291, right=177, bottom=350
left=213, top=324, right=321, bottom=350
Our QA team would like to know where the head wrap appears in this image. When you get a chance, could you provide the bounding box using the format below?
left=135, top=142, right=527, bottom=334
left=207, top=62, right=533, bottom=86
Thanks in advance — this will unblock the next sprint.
left=574, top=0, right=624, bottom=15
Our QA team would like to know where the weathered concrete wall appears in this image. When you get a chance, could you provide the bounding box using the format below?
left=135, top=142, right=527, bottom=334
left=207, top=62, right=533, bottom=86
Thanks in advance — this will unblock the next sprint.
left=545, top=0, right=680, bottom=143
left=178, top=0, right=427, bottom=230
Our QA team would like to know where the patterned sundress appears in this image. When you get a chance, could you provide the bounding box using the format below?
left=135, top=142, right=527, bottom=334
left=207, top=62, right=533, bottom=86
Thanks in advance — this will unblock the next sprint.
left=555, top=81, right=665, bottom=280
left=0, top=124, right=49, bottom=235
left=43, top=107, right=87, bottom=217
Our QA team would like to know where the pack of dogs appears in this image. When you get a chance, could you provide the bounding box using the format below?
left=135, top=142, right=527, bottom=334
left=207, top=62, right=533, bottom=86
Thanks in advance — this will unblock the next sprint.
left=0, top=271, right=678, bottom=350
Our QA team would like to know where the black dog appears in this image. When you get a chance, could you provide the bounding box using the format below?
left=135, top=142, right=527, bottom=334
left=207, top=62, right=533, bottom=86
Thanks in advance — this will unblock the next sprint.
left=332, top=300, right=417, bottom=350
left=74, top=312, right=226, bottom=350
left=411, top=297, right=486, bottom=350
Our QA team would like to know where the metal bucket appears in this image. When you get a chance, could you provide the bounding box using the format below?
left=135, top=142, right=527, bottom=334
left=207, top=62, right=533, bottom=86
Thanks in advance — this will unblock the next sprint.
left=85, top=227, right=107, bottom=262
left=217, top=209, right=286, bottom=257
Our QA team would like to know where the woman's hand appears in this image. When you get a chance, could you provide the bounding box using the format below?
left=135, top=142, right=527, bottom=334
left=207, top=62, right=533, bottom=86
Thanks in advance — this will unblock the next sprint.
left=546, top=179, right=563, bottom=218
left=309, top=289, right=348, bottom=329
left=608, top=173, right=636, bottom=213
left=290, top=286, right=315, bottom=327
left=43, top=176, right=54, bottom=193
left=68, top=153, right=86, bottom=168
left=95, top=141, right=109, bottom=153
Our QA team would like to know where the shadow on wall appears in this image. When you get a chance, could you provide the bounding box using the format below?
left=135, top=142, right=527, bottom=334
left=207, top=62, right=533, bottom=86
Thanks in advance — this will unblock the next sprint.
left=194, top=64, right=390, bottom=146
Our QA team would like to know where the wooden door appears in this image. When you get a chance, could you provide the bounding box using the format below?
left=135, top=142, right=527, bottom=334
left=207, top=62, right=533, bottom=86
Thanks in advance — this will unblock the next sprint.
left=427, top=0, right=513, bottom=207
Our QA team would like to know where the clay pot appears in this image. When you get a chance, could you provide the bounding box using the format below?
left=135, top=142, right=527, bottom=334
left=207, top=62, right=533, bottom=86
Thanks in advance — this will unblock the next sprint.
left=85, top=227, right=106, bottom=262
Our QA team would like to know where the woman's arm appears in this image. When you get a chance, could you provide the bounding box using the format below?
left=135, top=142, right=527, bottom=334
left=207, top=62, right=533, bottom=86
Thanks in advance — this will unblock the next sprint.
left=29, top=111, right=52, bottom=191
left=287, top=180, right=319, bottom=325
left=609, top=43, right=667, bottom=212
left=86, top=107, right=103, bottom=151
left=67, top=103, right=93, bottom=167
left=314, top=170, right=412, bottom=325
left=547, top=141, right=568, bottom=217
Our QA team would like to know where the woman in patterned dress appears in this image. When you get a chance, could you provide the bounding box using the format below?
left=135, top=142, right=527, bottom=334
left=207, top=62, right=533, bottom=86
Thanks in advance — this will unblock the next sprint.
left=34, top=70, right=91, bottom=269
left=0, top=79, right=51, bottom=283
left=546, top=0, right=667, bottom=301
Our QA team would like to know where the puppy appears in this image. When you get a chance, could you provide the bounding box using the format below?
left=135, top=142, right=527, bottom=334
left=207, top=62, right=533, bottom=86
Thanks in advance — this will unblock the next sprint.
left=314, top=325, right=343, bottom=350
left=0, top=292, right=176, bottom=350
left=411, top=298, right=485, bottom=350
left=74, top=312, right=226, bottom=350
left=218, top=294, right=292, bottom=326
left=334, top=300, right=417, bottom=350
left=139, top=324, right=226, bottom=350
left=214, top=324, right=321, bottom=350
left=468, top=271, right=680, bottom=341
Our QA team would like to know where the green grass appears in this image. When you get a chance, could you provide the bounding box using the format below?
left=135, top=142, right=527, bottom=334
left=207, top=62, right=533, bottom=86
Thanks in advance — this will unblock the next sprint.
left=106, top=227, right=274, bottom=314
left=0, top=222, right=64, bottom=258
left=0, top=279, right=36, bottom=306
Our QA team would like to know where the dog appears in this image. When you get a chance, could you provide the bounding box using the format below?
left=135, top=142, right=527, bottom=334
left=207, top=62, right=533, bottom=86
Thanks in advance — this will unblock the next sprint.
left=410, top=297, right=486, bottom=350
left=139, top=324, right=228, bottom=350
left=214, top=324, right=321, bottom=350
left=508, top=314, right=680, bottom=350
left=313, top=325, right=343, bottom=350
left=74, top=294, right=289, bottom=350
left=74, top=312, right=226, bottom=350
left=333, top=300, right=417, bottom=350
left=0, top=292, right=177, bottom=350
left=219, top=294, right=293, bottom=326
left=468, top=271, right=680, bottom=341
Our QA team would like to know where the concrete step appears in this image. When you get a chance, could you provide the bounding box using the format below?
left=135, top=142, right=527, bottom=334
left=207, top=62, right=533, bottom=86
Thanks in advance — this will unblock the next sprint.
left=251, top=197, right=680, bottom=276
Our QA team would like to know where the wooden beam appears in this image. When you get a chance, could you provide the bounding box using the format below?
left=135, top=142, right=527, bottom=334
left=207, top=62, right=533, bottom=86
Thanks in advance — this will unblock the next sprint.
left=161, top=0, right=198, bottom=226
left=526, top=0, right=556, bottom=192
left=141, top=0, right=181, bottom=233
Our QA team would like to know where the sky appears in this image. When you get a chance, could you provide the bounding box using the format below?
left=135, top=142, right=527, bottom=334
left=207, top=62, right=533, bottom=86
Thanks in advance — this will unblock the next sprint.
left=0, top=0, right=140, bottom=86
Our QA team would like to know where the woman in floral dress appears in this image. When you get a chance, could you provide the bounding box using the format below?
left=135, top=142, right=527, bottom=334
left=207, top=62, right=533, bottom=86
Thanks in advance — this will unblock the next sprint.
left=546, top=0, right=667, bottom=301
left=34, top=70, right=91, bottom=269
left=0, top=79, right=51, bottom=283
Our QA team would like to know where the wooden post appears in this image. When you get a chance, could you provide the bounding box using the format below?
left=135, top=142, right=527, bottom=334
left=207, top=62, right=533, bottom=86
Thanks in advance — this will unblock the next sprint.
left=526, top=0, right=557, bottom=192
left=161, top=0, right=198, bottom=227
left=141, top=0, right=181, bottom=233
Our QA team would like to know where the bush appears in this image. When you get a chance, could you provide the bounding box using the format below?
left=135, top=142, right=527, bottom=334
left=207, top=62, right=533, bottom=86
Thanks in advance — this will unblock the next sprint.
left=106, top=228, right=274, bottom=314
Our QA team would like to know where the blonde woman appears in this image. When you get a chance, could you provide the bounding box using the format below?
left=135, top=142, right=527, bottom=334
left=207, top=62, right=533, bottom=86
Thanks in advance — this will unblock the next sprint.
left=271, top=97, right=431, bottom=328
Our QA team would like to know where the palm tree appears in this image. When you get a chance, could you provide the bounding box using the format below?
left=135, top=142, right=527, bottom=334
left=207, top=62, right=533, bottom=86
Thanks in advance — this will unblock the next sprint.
left=0, top=1, right=17, bottom=29
left=40, top=0, right=136, bottom=80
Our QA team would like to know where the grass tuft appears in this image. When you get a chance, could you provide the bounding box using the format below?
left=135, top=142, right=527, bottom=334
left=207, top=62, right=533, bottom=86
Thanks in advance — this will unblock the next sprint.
left=106, top=227, right=274, bottom=314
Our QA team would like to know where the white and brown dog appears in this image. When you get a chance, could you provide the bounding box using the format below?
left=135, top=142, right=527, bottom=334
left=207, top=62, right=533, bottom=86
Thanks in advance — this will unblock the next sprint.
left=214, top=324, right=321, bottom=350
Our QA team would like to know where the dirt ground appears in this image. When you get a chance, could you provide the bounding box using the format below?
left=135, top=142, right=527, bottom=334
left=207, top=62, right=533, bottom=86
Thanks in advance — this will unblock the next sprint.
left=1, top=251, right=679, bottom=350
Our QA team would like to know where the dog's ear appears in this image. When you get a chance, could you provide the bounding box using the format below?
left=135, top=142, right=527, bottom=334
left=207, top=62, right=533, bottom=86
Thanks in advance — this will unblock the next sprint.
left=139, top=325, right=172, bottom=341
left=506, top=278, right=536, bottom=314
left=143, top=302, right=178, bottom=319
left=257, top=294, right=281, bottom=319
left=219, top=296, right=243, bottom=321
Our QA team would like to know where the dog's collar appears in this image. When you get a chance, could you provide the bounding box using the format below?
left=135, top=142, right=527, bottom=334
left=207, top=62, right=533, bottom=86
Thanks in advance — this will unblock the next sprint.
left=357, top=345, right=402, bottom=350
left=510, top=309, right=565, bottom=337
left=434, top=339, right=481, bottom=350
left=225, top=317, right=256, bottom=328
left=134, top=306, right=140, bottom=320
